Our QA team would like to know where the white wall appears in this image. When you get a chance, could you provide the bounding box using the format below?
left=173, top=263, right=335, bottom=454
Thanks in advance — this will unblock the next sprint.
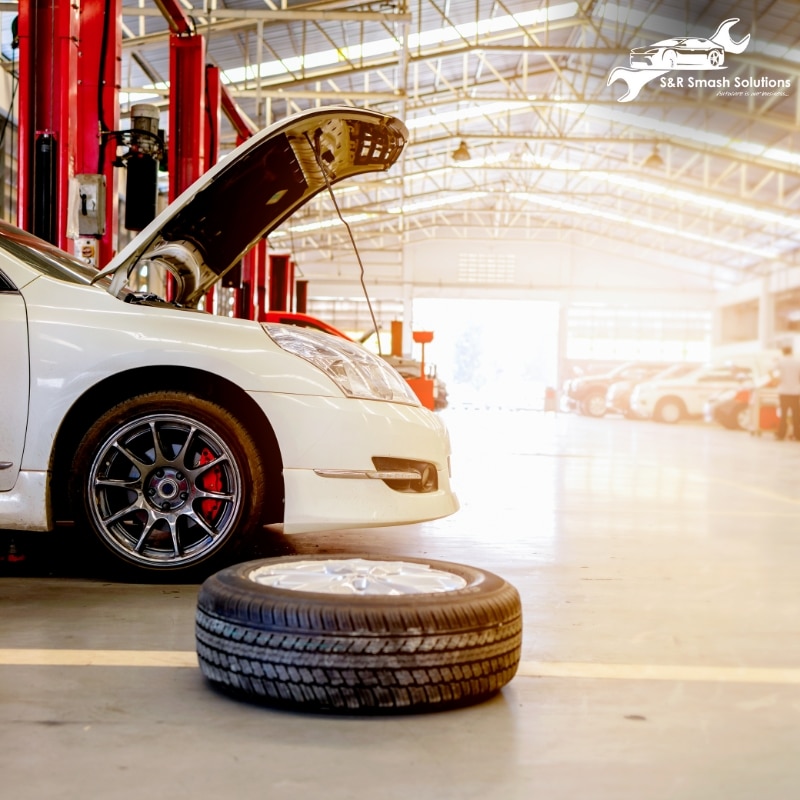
left=299, top=229, right=718, bottom=310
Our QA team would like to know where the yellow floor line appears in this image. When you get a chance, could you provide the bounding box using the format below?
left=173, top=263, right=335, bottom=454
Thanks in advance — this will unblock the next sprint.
left=0, top=649, right=198, bottom=668
left=2, top=649, right=800, bottom=684
left=517, top=661, right=800, bottom=684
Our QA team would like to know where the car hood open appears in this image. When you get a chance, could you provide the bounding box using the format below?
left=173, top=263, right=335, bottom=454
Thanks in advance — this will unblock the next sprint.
left=95, top=106, right=407, bottom=307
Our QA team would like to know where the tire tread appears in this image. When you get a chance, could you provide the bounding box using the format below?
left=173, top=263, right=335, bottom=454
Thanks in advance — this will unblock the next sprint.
left=195, top=556, right=523, bottom=713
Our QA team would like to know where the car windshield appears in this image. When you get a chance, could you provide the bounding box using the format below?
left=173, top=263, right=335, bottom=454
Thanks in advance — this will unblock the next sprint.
left=653, top=363, right=697, bottom=380
left=0, top=219, right=109, bottom=286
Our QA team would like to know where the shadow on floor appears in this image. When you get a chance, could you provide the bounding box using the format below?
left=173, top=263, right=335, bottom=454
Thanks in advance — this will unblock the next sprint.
left=0, top=527, right=300, bottom=583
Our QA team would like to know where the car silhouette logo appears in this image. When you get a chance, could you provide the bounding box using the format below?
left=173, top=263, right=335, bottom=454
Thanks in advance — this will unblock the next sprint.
left=608, top=18, right=750, bottom=102
left=630, top=36, right=726, bottom=70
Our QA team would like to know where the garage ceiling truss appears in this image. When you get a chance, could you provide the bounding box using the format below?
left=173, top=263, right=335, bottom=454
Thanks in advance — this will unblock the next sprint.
left=7, top=0, right=800, bottom=291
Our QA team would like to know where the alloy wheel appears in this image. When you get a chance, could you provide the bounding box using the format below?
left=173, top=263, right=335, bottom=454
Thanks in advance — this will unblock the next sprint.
left=87, top=414, right=243, bottom=568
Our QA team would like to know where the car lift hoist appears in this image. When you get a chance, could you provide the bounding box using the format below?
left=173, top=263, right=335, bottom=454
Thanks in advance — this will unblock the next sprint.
left=13, top=0, right=407, bottom=347
left=16, top=0, right=209, bottom=269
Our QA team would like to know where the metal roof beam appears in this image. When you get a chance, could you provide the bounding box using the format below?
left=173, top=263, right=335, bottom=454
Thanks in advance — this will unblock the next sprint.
left=121, top=6, right=412, bottom=23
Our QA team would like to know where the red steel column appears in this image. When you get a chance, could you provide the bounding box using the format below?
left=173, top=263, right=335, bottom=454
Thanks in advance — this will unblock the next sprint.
left=218, top=80, right=264, bottom=320
left=17, top=0, right=79, bottom=247
left=204, top=65, right=221, bottom=172
left=269, top=253, right=295, bottom=312
left=295, top=280, right=308, bottom=314
left=76, top=0, right=122, bottom=267
left=169, top=34, right=205, bottom=201
left=164, top=31, right=205, bottom=301
left=203, top=65, right=220, bottom=312
left=251, top=242, right=268, bottom=321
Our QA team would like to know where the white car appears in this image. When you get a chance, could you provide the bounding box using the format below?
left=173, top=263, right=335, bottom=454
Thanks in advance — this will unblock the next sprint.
left=0, top=107, right=458, bottom=574
left=629, top=364, right=752, bottom=424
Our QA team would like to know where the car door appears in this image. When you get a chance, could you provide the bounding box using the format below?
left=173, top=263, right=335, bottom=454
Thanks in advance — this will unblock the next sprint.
left=0, top=268, right=29, bottom=491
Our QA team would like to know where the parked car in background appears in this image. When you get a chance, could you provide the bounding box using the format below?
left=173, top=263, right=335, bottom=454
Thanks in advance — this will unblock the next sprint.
left=606, top=362, right=698, bottom=417
left=630, top=363, right=752, bottom=423
left=0, top=106, right=459, bottom=576
left=562, top=361, right=671, bottom=418
left=704, top=386, right=752, bottom=430
left=704, top=375, right=778, bottom=431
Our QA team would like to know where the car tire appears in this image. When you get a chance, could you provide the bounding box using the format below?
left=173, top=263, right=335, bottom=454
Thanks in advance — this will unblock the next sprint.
left=734, top=404, right=749, bottom=431
left=581, top=390, right=608, bottom=418
left=654, top=396, right=685, bottom=424
left=71, top=391, right=271, bottom=574
left=196, top=554, right=523, bottom=714
left=722, top=405, right=749, bottom=431
left=664, top=50, right=678, bottom=68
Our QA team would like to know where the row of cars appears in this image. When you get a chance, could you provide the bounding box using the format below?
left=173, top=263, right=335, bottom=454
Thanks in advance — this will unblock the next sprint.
left=561, top=360, right=764, bottom=427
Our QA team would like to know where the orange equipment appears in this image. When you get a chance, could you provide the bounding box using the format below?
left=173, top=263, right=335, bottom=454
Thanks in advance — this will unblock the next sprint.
left=406, top=331, right=436, bottom=410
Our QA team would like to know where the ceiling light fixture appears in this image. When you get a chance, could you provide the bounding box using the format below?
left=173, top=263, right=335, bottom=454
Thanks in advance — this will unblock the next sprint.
left=642, top=144, right=664, bottom=169
left=452, top=140, right=471, bottom=162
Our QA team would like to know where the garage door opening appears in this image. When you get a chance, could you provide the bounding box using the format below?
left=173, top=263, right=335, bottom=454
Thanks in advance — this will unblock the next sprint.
left=412, top=299, right=560, bottom=411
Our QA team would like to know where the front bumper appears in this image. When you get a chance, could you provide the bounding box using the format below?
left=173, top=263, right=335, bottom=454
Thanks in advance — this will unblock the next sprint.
left=560, top=395, right=579, bottom=412
left=606, top=397, right=631, bottom=415
left=628, top=397, right=652, bottom=419
left=248, top=391, right=459, bottom=533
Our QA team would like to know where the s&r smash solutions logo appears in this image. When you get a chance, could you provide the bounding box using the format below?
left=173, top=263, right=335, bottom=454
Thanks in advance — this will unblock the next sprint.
left=607, top=18, right=790, bottom=102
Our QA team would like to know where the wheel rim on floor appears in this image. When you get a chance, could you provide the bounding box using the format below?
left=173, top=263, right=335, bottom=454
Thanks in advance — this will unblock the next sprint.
left=247, top=557, right=468, bottom=595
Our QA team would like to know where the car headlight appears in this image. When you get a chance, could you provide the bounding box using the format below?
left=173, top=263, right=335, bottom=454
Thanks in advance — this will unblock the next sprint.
left=263, top=323, right=421, bottom=406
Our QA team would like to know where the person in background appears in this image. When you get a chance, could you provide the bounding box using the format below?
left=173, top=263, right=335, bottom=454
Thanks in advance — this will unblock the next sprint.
left=775, top=344, right=800, bottom=440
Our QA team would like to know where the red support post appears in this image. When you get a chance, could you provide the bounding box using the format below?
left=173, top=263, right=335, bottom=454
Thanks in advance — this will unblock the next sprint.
left=76, top=0, right=122, bottom=267
left=204, top=66, right=221, bottom=172
left=269, top=253, right=295, bottom=312
left=168, top=34, right=205, bottom=201
left=202, top=65, right=221, bottom=311
left=251, top=241, right=269, bottom=320
left=295, top=280, right=308, bottom=314
left=218, top=78, right=263, bottom=319
left=17, top=0, right=79, bottom=248
left=164, top=31, right=204, bottom=301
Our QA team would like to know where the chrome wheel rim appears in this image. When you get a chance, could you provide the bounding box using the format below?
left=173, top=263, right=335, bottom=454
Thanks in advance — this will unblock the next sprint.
left=247, top=558, right=468, bottom=595
left=661, top=403, right=681, bottom=423
left=88, top=414, right=243, bottom=568
left=587, top=395, right=606, bottom=417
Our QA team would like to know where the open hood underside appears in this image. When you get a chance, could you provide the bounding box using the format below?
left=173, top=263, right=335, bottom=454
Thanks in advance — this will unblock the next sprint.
left=97, top=107, right=407, bottom=307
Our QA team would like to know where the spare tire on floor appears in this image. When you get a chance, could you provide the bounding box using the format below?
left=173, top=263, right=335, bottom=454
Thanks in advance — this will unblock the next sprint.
left=196, top=554, right=522, bottom=713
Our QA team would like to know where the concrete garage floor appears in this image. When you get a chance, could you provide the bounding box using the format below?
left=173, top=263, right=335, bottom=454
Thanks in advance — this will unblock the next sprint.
left=2, top=408, right=800, bottom=799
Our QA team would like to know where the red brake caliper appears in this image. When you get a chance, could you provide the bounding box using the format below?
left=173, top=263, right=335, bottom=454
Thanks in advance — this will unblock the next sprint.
left=198, top=447, right=223, bottom=522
